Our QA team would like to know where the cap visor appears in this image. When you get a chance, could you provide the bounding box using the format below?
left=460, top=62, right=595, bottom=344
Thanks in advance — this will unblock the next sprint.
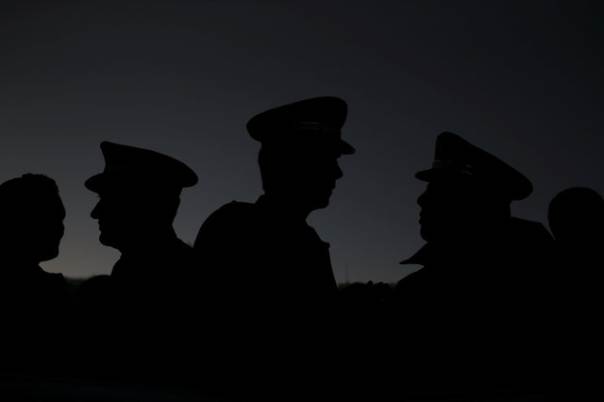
left=414, top=168, right=437, bottom=182
left=415, top=167, right=472, bottom=182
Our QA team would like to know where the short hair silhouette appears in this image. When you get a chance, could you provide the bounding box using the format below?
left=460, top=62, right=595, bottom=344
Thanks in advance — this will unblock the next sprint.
left=548, top=187, right=604, bottom=243
left=0, top=173, right=65, bottom=262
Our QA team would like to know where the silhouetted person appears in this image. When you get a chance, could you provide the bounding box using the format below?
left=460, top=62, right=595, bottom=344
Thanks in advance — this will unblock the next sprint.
left=548, top=187, right=604, bottom=316
left=548, top=187, right=604, bottom=396
left=193, top=96, right=354, bottom=397
left=80, top=141, right=199, bottom=383
left=0, top=174, right=70, bottom=376
left=392, top=132, right=553, bottom=396
left=549, top=187, right=604, bottom=255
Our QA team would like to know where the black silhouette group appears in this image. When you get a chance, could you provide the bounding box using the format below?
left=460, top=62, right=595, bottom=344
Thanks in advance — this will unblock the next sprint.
left=1, top=96, right=600, bottom=401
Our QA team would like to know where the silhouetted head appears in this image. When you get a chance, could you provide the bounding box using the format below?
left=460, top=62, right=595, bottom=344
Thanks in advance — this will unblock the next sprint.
left=248, top=96, right=353, bottom=212
left=416, top=132, right=532, bottom=243
left=85, top=142, right=197, bottom=251
left=0, top=174, right=65, bottom=263
left=548, top=187, right=604, bottom=244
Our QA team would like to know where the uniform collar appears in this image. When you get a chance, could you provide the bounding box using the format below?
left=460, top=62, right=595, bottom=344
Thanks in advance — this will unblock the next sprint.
left=255, top=194, right=330, bottom=247
left=400, top=243, right=433, bottom=266
left=113, top=231, right=188, bottom=275
left=255, top=194, right=312, bottom=225
left=399, top=241, right=470, bottom=267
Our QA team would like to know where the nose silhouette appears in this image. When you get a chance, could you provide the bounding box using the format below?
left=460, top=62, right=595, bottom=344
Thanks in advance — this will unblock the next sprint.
left=91, top=201, right=101, bottom=219
left=417, top=188, right=429, bottom=207
left=334, top=162, right=343, bottom=181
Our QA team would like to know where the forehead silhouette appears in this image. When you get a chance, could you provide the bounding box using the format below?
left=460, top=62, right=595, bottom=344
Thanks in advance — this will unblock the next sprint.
left=0, top=174, right=60, bottom=212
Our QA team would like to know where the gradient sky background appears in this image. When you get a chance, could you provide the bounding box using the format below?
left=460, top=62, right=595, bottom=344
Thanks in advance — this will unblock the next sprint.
left=1, top=1, right=602, bottom=283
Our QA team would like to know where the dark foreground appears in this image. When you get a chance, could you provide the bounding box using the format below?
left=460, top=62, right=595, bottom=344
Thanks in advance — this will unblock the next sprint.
left=0, top=375, right=547, bottom=402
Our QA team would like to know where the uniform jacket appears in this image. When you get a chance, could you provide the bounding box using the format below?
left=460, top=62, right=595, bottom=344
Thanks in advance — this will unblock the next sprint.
left=194, top=195, right=338, bottom=315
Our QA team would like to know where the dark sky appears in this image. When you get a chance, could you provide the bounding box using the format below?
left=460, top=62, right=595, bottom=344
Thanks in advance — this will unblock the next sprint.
left=1, top=1, right=602, bottom=283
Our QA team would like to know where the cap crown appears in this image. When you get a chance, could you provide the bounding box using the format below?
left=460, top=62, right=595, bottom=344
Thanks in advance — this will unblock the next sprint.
left=85, top=142, right=198, bottom=193
left=416, top=132, right=533, bottom=201
left=246, top=96, right=354, bottom=155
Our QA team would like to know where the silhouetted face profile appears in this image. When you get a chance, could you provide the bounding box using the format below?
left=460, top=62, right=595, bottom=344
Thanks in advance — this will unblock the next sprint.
left=248, top=96, right=354, bottom=214
left=548, top=187, right=604, bottom=245
left=86, top=141, right=197, bottom=252
left=0, top=174, right=65, bottom=263
left=91, top=189, right=130, bottom=249
left=259, top=144, right=344, bottom=211
left=417, top=175, right=509, bottom=243
left=90, top=184, right=179, bottom=251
